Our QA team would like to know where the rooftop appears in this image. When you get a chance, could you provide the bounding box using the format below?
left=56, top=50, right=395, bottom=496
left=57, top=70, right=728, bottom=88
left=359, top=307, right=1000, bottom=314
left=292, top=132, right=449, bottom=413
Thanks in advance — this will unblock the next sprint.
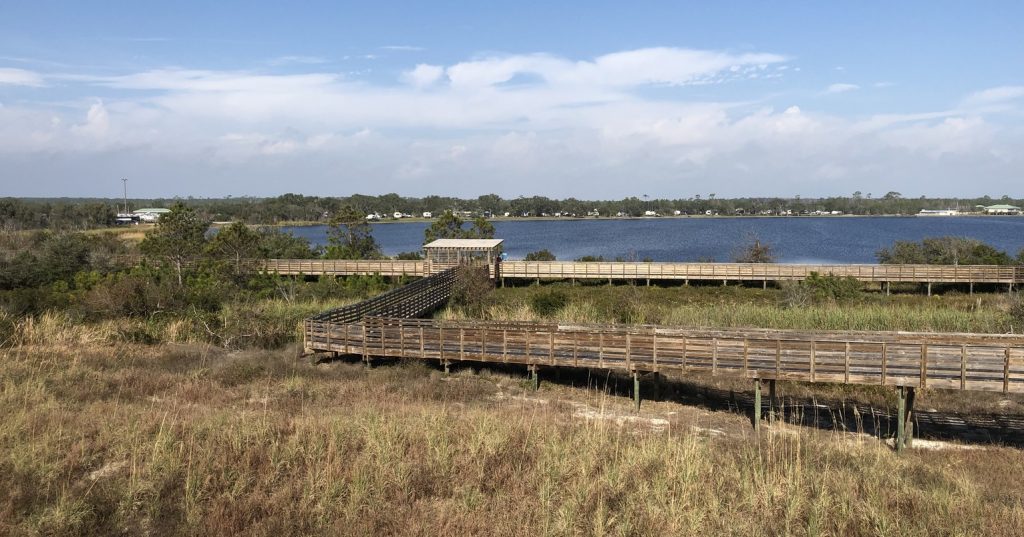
left=423, top=239, right=504, bottom=249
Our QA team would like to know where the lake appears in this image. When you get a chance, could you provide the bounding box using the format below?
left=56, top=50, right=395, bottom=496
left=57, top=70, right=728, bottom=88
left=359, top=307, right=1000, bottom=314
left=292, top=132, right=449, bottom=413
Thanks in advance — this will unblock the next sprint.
left=284, top=217, right=1024, bottom=264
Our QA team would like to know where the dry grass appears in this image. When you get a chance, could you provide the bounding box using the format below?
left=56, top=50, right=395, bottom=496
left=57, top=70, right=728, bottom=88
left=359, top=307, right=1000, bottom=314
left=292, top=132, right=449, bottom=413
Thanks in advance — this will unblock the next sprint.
left=1, top=298, right=355, bottom=350
left=2, top=342, right=1023, bottom=535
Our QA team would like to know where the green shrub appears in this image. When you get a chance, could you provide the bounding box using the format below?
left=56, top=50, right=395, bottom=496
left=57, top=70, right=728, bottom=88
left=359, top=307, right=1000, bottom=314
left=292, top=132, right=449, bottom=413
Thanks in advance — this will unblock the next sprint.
left=1010, top=293, right=1024, bottom=331
left=524, top=249, right=556, bottom=261
left=805, top=272, right=862, bottom=301
left=450, top=266, right=494, bottom=318
left=530, top=289, right=569, bottom=316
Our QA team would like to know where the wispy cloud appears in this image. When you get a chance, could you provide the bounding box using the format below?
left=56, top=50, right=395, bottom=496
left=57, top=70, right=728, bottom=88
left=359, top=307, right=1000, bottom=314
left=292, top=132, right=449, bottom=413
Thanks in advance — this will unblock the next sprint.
left=962, top=85, right=1024, bottom=107
left=267, top=55, right=329, bottom=66
left=0, top=67, right=44, bottom=86
left=824, top=83, right=859, bottom=94
left=381, top=45, right=424, bottom=51
left=101, top=36, right=171, bottom=42
left=437, top=47, right=786, bottom=90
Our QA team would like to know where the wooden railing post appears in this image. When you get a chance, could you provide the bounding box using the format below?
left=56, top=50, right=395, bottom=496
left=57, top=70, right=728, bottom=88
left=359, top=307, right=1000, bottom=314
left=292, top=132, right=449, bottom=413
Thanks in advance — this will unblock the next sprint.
left=920, top=344, right=928, bottom=389
left=960, top=345, right=967, bottom=390
left=1005, top=347, right=1011, bottom=394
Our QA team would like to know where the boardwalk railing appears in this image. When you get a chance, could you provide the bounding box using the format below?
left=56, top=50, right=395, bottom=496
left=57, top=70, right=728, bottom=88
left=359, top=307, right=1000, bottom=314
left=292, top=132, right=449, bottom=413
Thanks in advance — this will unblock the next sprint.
left=264, top=259, right=1023, bottom=285
left=308, top=267, right=460, bottom=324
left=264, top=259, right=425, bottom=277
left=304, top=317, right=1024, bottom=394
left=498, top=261, right=1023, bottom=284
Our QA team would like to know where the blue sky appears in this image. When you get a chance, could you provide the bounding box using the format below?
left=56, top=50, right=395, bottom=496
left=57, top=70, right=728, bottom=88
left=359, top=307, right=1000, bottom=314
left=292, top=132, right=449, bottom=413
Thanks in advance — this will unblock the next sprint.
left=1, top=1, right=1022, bottom=199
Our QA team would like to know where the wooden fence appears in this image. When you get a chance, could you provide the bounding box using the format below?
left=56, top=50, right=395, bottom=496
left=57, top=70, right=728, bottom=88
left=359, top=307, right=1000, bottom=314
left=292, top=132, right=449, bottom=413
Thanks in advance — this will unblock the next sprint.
left=304, top=317, right=1024, bottom=394
left=264, top=259, right=1023, bottom=285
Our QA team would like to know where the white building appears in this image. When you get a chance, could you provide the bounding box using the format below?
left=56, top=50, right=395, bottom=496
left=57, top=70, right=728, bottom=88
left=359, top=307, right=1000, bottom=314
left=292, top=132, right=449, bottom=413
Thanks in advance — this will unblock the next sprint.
left=132, top=208, right=171, bottom=222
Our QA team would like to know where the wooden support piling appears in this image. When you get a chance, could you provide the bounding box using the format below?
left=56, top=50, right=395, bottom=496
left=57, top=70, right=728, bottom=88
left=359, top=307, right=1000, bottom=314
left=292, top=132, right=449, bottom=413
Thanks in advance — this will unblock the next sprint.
left=753, top=378, right=762, bottom=431
left=633, top=371, right=641, bottom=412
left=896, top=386, right=906, bottom=452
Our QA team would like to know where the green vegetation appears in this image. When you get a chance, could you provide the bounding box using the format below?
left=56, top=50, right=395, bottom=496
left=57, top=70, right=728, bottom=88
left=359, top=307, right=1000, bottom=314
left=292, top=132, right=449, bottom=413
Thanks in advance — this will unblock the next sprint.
left=325, top=206, right=382, bottom=260
left=877, top=236, right=1017, bottom=265
left=442, top=283, right=1022, bottom=334
left=423, top=209, right=495, bottom=244
left=0, top=205, right=389, bottom=349
left=530, top=288, right=570, bottom=316
left=524, top=248, right=557, bottom=261
left=732, top=237, right=776, bottom=263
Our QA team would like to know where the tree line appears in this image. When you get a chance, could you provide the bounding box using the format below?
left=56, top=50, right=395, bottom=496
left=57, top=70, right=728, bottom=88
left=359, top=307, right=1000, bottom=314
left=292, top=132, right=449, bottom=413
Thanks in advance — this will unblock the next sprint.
left=4, top=192, right=1023, bottom=230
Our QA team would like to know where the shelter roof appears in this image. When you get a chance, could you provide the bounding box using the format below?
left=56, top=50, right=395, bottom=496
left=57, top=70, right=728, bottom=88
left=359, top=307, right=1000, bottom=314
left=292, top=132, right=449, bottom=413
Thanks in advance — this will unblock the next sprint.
left=423, top=239, right=504, bottom=249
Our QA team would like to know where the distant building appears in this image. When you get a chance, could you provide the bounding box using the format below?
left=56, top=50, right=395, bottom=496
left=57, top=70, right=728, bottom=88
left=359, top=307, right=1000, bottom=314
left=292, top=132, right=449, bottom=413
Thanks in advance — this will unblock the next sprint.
left=977, top=204, right=1021, bottom=215
left=422, top=211, right=433, bottom=218
left=132, top=208, right=171, bottom=222
left=643, top=210, right=658, bottom=217
left=393, top=212, right=404, bottom=219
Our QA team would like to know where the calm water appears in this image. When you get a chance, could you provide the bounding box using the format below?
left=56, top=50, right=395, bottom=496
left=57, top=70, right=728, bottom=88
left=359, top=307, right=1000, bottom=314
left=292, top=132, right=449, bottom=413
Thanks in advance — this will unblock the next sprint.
left=284, top=217, right=1024, bottom=264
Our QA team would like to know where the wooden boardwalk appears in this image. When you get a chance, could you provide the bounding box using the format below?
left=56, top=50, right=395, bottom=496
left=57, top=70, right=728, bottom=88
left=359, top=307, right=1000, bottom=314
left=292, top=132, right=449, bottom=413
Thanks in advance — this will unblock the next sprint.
left=302, top=265, right=1024, bottom=448
left=266, top=259, right=1023, bottom=287
left=305, top=317, right=1024, bottom=394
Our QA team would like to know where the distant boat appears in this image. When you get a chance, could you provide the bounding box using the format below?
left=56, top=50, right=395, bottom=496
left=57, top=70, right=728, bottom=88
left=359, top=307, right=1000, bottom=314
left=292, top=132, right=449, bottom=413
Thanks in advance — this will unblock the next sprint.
left=917, top=209, right=960, bottom=216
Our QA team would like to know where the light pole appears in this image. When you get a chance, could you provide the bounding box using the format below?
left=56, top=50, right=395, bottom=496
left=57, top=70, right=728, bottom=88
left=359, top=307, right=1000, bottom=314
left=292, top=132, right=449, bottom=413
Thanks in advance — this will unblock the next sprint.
left=121, top=177, right=129, bottom=214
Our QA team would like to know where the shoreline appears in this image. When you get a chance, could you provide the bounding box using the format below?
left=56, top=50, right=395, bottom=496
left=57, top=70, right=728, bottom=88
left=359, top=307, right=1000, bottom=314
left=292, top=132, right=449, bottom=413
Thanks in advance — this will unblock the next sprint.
left=274, top=213, right=1018, bottom=227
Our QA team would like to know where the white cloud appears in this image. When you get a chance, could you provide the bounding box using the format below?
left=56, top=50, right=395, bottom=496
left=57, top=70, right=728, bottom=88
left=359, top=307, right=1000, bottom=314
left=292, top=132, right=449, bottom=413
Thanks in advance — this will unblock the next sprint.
left=0, top=67, right=44, bottom=86
left=444, top=47, right=786, bottom=90
left=402, top=64, right=445, bottom=88
left=825, top=83, right=859, bottom=94
left=962, top=86, right=1024, bottom=107
left=0, top=47, right=1021, bottom=198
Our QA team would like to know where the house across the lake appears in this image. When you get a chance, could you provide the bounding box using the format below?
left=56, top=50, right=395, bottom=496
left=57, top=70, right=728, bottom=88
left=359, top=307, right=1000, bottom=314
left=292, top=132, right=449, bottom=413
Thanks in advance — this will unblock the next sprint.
left=977, top=204, right=1021, bottom=215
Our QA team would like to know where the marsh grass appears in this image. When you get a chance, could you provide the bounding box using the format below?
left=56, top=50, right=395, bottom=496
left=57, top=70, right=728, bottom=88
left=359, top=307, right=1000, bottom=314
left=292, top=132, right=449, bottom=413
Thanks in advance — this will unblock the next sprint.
left=447, top=284, right=1016, bottom=333
left=2, top=343, right=1023, bottom=535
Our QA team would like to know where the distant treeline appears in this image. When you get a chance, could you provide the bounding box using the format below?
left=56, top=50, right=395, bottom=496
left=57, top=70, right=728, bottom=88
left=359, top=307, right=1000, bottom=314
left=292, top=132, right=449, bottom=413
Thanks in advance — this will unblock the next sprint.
left=3, top=192, right=1022, bottom=230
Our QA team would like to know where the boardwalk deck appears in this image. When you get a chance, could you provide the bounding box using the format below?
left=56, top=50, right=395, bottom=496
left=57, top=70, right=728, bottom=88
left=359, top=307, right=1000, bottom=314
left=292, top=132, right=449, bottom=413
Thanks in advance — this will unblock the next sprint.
left=305, top=317, right=1024, bottom=394
left=266, top=259, right=1023, bottom=285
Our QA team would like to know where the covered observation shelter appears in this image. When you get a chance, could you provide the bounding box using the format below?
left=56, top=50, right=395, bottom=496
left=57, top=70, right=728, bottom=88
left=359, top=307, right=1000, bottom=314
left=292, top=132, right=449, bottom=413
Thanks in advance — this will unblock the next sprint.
left=423, top=238, right=504, bottom=277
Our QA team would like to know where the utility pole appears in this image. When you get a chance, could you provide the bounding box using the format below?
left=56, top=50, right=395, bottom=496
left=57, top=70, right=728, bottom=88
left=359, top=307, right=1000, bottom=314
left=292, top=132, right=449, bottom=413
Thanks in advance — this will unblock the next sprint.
left=121, top=177, right=129, bottom=214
